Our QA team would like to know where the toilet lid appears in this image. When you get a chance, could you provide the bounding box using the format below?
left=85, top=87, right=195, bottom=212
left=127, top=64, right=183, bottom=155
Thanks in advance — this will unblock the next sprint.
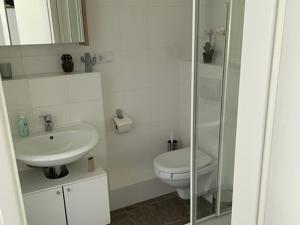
left=153, top=148, right=213, bottom=174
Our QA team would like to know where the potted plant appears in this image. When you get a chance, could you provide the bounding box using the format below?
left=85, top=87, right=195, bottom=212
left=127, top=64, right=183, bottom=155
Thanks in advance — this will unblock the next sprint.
left=61, top=54, right=74, bottom=73
left=203, top=29, right=215, bottom=64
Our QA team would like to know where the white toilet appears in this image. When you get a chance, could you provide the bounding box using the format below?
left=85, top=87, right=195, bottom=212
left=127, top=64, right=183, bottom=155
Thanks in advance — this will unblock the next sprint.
left=153, top=148, right=217, bottom=199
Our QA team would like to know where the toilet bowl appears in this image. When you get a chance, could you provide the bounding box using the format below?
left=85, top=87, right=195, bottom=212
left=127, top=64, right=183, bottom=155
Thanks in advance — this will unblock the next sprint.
left=153, top=148, right=217, bottom=199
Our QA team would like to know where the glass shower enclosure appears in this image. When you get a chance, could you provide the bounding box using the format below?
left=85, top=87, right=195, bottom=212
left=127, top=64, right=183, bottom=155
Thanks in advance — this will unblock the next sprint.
left=190, top=0, right=245, bottom=223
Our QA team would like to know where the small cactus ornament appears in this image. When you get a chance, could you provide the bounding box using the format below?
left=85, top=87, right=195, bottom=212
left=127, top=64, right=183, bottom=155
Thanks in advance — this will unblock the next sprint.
left=80, top=52, right=97, bottom=72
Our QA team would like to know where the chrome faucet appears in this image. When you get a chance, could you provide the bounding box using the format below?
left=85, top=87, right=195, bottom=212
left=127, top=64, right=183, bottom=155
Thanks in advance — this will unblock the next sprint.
left=40, top=114, right=53, bottom=132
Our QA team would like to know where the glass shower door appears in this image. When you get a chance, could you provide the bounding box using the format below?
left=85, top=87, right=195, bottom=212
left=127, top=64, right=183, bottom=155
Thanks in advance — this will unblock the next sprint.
left=190, top=0, right=245, bottom=223
left=217, top=0, right=245, bottom=214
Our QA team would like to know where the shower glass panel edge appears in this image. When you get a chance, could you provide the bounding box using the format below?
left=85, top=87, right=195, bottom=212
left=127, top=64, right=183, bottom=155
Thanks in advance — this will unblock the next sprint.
left=190, top=0, right=245, bottom=223
left=190, top=0, right=200, bottom=224
left=216, top=0, right=233, bottom=216
left=217, top=0, right=245, bottom=215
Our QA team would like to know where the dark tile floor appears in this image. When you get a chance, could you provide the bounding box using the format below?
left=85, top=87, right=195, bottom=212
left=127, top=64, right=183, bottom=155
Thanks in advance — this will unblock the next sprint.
left=110, top=192, right=214, bottom=225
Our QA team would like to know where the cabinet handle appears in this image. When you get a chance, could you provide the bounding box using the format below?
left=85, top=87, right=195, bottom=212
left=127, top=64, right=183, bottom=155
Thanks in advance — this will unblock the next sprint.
left=56, top=191, right=60, bottom=195
left=67, top=188, right=71, bottom=192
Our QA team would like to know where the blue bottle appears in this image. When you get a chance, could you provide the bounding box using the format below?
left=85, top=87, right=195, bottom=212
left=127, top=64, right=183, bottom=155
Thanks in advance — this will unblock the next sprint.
left=18, top=113, right=29, bottom=137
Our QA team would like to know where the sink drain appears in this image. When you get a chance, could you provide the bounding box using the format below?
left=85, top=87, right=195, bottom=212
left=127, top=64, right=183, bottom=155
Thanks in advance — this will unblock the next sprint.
left=42, top=165, right=69, bottom=179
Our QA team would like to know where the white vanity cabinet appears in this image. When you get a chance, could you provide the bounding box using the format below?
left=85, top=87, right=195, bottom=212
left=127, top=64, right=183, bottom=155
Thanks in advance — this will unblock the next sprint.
left=63, top=178, right=110, bottom=225
left=23, top=187, right=67, bottom=225
left=20, top=162, right=110, bottom=225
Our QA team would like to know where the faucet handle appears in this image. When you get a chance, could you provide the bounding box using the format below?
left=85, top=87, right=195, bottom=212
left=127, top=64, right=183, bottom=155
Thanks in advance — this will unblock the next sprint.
left=40, top=114, right=52, bottom=122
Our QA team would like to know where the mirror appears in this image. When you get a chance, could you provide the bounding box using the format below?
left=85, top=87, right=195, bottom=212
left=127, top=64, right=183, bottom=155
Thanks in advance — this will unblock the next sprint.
left=2, top=0, right=85, bottom=46
left=0, top=0, right=10, bottom=45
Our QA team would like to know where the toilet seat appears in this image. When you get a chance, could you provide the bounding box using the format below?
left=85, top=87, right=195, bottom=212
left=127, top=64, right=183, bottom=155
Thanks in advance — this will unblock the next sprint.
left=153, top=148, right=214, bottom=180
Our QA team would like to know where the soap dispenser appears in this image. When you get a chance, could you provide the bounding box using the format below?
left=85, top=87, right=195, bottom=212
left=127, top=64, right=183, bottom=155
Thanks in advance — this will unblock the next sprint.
left=18, top=112, right=29, bottom=137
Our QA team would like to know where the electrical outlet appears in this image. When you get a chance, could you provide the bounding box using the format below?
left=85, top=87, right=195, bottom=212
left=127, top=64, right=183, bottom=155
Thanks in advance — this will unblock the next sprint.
left=97, top=52, right=114, bottom=64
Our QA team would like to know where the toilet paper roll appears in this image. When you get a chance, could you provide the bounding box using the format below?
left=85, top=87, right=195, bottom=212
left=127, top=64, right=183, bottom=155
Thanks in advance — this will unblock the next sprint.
left=115, top=125, right=131, bottom=134
left=113, top=115, right=133, bottom=134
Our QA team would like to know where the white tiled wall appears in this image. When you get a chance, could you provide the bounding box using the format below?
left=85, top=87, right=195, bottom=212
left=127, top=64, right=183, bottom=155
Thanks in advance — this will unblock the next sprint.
left=2, top=73, right=107, bottom=171
left=0, top=0, right=193, bottom=194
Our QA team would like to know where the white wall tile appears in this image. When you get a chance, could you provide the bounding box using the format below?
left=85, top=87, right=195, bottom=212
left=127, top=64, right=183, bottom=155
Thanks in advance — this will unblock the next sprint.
left=121, top=89, right=150, bottom=125
left=179, top=117, right=190, bottom=147
left=147, top=0, right=187, bottom=6
left=20, top=45, right=59, bottom=57
left=108, top=167, right=132, bottom=190
left=124, top=125, right=150, bottom=165
left=95, top=51, right=127, bottom=93
left=69, top=100, right=104, bottom=123
left=97, top=61, right=124, bottom=93
left=148, top=118, right=180, bottom=156
left=179, top=84, right=191, bottom=118
left=147, top=48, right=180, bottom=87
left=86, top=5, right=121, bottom=51
left=69, top=100, right=106, bottom=140
left=149, top=85, right=179, bottom=122
left=88, top=0, right=121, bottom=7
left=32, top=104, right=70, bottom=130
left=29, top=76, right=68, bottom=107
left=92, top=140, right=107, bottom=169
left=179, top=61, right=192, bottom=86
left=198, top=63, right=223, bottom=79
left=2, top=80, right=31, bottom=110
left=119, top=5, right=148, bottom=51
left=0, top=46, right=20, bottom=58
left=178, top=60, right=192, bottom=149
left=22, top=55, right=60, bottom=75
left=199, top=77, right=222, bottom=101
left=147, top=6, right=179, bottom=48
left=128, top=162, right=155, bottom=184
left=120, top=0, right=147, bottom=6
left=107, top=123, right=151, bottom=167
left=67, top=73, right=102, bottom=102
left=106, top=131, right=131, bottom=168
left=0, top=57, right=24, bottom=76
left=119, top=50, right=149, bottom=91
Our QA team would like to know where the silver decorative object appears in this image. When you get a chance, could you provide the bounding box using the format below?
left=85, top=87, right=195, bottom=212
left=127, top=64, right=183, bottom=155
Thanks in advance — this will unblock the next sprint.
left=80, top=52, right=97, bottom=72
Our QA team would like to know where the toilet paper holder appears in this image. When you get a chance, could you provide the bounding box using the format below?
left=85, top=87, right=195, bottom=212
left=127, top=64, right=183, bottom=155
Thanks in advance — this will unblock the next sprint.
left=113, top=109, right=133, bottom=134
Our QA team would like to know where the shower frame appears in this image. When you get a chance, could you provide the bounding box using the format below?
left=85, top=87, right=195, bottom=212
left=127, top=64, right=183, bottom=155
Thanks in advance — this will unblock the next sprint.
left=190, top=0, right=239, bottom=224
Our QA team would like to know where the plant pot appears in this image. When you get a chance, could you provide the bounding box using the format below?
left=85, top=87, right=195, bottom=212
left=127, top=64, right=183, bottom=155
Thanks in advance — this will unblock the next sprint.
left=203, top=50, right=214, bottom=64
left=62, top=63, right=74, bottom=73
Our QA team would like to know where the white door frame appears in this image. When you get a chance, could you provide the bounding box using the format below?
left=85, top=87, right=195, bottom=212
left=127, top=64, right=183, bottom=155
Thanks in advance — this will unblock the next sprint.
left=0, top=78, right=27, bottom=225
left=0, top=0, right=286, bottom=224
left=232, top=0, right=286, bottom=225
left=255, top=0, right=287, bottom=224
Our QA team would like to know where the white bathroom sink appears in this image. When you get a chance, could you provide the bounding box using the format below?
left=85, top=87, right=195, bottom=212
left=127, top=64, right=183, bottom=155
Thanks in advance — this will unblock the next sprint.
left=14, top=123, right=99, bottom=167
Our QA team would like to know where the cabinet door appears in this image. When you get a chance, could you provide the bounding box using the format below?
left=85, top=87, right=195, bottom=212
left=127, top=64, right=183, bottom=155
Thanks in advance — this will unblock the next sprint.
left=23, top=188, right=67, bottom=225
left=64, top=177, right=110, bottom=225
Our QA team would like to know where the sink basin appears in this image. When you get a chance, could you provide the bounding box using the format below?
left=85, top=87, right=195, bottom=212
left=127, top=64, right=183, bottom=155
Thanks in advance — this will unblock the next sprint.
left=14, top=123, right=99, bottom=167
